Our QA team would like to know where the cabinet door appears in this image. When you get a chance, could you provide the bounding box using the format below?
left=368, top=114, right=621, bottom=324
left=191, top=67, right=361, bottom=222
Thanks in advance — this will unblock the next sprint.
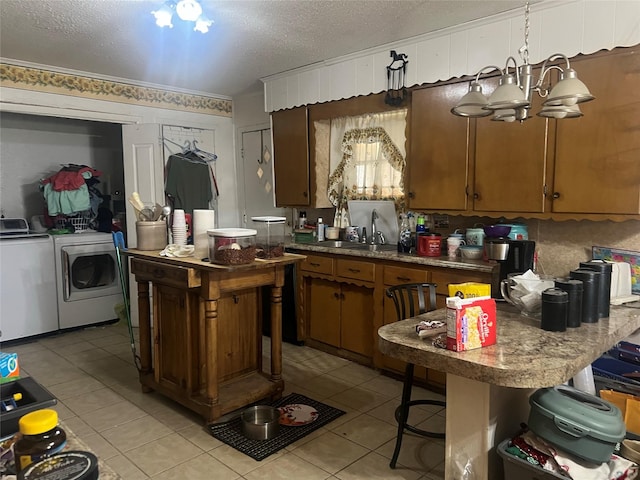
left=154, top=284, right=192, bottom=392
left=340, top=284, right=373, bottom=357
left=552, top=49, right=640, bottom=214
left=408, top=83, right=470, bottom=210
left=474, top=74, right=548, bottom=213
left=217, top=289, right=259, bottom=383
left=272, top=107, right=310, bottom=206
left=307, top=278, right=341, bottom=347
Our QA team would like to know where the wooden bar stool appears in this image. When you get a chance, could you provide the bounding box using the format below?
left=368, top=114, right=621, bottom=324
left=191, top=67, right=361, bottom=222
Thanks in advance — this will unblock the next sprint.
left=385, top=282, right=446, bottom=469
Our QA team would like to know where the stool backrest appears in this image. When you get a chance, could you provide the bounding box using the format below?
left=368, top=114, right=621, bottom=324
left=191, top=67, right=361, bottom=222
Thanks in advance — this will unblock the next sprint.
left=386, top=283, right=438, bottom=322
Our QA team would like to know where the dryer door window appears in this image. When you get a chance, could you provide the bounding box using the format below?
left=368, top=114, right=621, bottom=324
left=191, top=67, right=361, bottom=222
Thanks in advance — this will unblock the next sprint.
left=62, top=246, right=121, bottom=301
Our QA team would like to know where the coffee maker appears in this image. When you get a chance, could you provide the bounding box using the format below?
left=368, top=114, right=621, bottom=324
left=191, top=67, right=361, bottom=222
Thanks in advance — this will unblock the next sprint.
left=485, top=238, right=536, bottom=298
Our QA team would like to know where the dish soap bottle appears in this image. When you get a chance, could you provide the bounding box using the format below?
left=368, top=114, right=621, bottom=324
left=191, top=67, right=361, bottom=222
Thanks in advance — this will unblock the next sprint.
left=397, top=213, right=411, bottom=253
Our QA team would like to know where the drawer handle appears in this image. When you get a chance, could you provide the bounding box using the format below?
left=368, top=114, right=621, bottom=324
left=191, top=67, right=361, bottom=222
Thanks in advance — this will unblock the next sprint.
left=396, top=276, right=411, bottom=282
left=334, top=292, right=340, bottom=299
left=310, top=262, right=321, bottom=267
left=348, top=268, right=361, bottom=273
left=153, top=268, right=165, bottom=279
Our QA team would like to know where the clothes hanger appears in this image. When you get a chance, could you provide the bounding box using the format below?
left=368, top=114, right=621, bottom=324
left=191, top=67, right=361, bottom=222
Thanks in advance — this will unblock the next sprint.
left=191, top=140, right=217, bottom=162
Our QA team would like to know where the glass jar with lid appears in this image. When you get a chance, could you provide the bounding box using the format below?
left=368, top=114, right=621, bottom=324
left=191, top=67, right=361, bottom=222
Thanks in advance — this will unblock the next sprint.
left=207, top=228, right=257, bottom=265
left=251, top=216, right=286, bottom=259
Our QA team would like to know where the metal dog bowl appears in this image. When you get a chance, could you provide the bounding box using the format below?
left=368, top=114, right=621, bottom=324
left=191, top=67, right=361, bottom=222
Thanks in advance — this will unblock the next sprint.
left=241, top=405, right=280, bottom=440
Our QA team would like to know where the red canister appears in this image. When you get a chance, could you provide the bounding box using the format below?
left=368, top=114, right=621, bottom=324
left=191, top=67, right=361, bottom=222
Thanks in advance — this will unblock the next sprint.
left=418, top=233, right=441, bottom=257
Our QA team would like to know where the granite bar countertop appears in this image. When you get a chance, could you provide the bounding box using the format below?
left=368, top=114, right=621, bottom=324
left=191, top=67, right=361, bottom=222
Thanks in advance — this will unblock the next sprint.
left=378, top=304, right=640, bottom=388
left=287, top=241, right=497, bottom=273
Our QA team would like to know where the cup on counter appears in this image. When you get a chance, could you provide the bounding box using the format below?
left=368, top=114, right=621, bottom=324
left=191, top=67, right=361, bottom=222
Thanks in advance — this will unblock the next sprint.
left=447, top=236, right=466, bottom=257
left=345, top=226, right=360, bottom=242
left=465, top=227, right=484, bottom=246
left=326, top=226, right=340, bottom=240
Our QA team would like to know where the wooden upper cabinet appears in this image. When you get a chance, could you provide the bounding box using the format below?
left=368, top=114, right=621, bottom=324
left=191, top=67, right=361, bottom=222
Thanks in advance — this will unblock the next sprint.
left=408, top=83, right=470, bottom=210
left=473, top=73, right=548, bottom=213
left=272, top=107, right=310, bottom=206
left=551, top=48, right=640, bottom=215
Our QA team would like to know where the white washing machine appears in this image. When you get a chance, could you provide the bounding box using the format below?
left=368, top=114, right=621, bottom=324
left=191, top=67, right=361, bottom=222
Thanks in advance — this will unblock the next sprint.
left=53, top=232, right=122, bottom=330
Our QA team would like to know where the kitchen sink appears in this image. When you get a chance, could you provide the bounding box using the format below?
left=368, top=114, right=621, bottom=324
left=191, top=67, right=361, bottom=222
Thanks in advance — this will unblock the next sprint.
left=318, top=241, right=397, bottom=253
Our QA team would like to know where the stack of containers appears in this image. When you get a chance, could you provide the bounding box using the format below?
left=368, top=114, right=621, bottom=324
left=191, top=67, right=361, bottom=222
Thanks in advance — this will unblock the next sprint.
left=172, top=209, right=187, bottom=245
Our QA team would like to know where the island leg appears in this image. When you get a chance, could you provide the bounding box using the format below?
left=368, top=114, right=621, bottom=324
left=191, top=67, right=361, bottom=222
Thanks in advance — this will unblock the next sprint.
left=137, top=280, right=153, bottom=392
left=270, top=267, right=284, bottom=383
left=203, top=298, right=219, bottom=407
left=445, top=374, right=533, bottom=480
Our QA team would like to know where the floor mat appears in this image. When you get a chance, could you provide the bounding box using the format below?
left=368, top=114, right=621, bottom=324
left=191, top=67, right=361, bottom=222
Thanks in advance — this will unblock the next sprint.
left=207, top=392, right=346, bottom=461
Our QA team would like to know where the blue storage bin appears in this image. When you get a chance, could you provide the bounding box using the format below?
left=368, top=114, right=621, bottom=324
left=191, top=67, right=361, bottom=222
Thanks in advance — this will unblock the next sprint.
left=592, top=356, right=640, bottom=386
left=608, top=341, right=640, bottom=366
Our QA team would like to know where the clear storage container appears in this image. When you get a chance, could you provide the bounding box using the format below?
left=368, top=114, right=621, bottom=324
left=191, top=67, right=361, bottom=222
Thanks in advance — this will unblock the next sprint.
left=207, top=228, right=257, bottom=265
left=251, top=216, right=286, bottom=259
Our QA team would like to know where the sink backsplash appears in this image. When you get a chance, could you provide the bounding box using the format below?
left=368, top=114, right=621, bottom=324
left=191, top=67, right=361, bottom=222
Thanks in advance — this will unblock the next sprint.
left=295, top=208, right=640, bottom=279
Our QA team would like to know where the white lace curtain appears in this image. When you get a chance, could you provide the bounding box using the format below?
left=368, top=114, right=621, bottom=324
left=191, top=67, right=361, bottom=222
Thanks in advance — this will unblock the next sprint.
left=327, top=109, right=407, bottom=227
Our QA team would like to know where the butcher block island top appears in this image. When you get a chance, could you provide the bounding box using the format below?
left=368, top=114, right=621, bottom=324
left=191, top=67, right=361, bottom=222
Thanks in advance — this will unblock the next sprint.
left=125, top=249, right=305, bottom=423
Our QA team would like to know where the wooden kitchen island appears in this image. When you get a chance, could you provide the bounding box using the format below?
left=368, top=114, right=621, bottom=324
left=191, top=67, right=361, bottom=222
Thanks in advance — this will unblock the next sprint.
left=378, top=304, right=640, bottom=480
left=126, top=250, right=305, bottom=423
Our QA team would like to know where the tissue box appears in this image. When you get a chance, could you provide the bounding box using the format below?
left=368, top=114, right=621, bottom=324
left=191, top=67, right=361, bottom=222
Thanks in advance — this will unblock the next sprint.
left=0, top=352, right=19, bottom=382
left=448, top=282, right=492, bottom=299
left=446, top=296, right=497, bottom=352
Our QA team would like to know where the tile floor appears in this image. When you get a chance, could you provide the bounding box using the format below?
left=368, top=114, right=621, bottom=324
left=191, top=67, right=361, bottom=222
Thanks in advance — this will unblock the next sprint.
left=7, top=321, right=446, bottom=479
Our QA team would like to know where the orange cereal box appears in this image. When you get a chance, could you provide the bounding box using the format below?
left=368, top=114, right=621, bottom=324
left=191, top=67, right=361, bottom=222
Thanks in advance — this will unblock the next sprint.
left=445, top=296, right=497, bottom=352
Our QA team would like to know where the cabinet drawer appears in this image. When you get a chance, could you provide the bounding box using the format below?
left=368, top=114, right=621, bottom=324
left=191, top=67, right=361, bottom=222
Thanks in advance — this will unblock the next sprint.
left=131, top=258, right=201, bottom=289
left=430, top=269, right=491, bottom=296
left=383, top=265, right=430, bottom=286
left=336, top=258, right=375, bottom=282
left=300, top=254, right=334, bottom=275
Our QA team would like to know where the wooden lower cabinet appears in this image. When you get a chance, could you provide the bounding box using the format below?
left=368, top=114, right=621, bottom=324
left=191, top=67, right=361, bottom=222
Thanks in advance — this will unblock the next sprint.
left=296, top=249, right=498, bottom=392
left=301, top=254, right=374, bottom=362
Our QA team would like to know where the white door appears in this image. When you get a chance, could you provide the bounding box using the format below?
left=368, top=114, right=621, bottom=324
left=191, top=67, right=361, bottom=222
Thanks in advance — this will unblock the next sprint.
left=239, top=127, right=285, bottom=227
left=122, top=124, right=165, bottom=327
left=122, top=124, right=165, bottom=247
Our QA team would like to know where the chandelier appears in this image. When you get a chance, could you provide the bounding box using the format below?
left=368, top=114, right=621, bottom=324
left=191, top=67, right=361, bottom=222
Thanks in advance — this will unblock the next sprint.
left=152, top=0, right=213, bottom=33
left=451, top=2, right=594, bottom=122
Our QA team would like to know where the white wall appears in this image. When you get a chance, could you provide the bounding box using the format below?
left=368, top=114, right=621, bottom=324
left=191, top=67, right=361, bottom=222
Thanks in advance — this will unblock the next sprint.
left=262, top=0, right=640, bottom=111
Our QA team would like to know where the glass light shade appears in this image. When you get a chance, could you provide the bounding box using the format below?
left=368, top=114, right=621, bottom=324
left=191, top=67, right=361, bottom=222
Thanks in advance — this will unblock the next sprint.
left=152, top=5, right=173, bottom=28
left=491, top=109, right=517, bottom=122
left=451, top=82, right=492, bottom=117
left=176, top=0, right=203, bottom=21
left=543, top=69, right=594, bottom=107
left=486, top=74, right=530, bottom=110
left=194, top=15, right=213, bottom=33
left=537, top=104, right=583, bottom=119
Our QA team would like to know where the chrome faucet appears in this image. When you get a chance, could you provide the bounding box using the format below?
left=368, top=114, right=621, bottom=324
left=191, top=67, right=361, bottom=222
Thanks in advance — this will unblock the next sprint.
left=370, top=209, right=385, bottom=245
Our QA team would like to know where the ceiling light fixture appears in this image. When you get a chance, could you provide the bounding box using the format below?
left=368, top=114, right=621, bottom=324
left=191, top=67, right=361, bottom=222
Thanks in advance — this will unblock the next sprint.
left=152, top=0, right=213, bottom=33
left=451, top=1, right=594, bottom=122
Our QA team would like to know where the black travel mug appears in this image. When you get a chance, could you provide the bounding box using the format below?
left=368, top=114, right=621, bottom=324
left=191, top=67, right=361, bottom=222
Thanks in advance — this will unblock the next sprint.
left=554, top=279, right=583, bottom=328
left=541, top=288, right=568, bottom=332
left=569, top=269, right=600, bottom=323
left=579, top=261, right=612, bottom=318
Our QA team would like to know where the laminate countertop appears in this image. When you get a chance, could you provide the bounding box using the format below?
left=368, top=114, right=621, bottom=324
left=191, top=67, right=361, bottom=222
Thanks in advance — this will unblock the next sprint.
left=378, top=303, right=640, bottom=388
left=287, top=242, right=497, bottom=273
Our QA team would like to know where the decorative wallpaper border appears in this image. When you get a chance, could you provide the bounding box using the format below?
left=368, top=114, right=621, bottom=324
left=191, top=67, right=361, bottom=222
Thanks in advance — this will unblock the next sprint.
left=0, top=63, right=232, bottom=117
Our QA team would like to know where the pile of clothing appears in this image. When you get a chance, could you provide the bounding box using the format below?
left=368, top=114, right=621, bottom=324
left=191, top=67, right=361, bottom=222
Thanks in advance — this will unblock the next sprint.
left=505, top=427, right=638, bottom=479
left=40, top=164, right=107, bottom=230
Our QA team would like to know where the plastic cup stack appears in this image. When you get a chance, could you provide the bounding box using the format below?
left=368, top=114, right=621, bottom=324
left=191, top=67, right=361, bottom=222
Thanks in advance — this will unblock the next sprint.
left=172, top=209, right=187, bottom=246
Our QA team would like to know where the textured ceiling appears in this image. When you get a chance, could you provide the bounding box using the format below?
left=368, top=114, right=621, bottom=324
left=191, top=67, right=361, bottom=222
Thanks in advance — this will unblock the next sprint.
left=0, top=0, right=531, bottom=98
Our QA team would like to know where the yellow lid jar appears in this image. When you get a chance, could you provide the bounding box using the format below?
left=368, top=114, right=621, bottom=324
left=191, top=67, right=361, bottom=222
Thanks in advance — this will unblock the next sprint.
left=14, top=409, right=67, bottom=472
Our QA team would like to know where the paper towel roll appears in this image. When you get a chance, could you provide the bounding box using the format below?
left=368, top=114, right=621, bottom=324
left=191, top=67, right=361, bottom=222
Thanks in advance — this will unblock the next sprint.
left=193, top=209, right=216, bottom=259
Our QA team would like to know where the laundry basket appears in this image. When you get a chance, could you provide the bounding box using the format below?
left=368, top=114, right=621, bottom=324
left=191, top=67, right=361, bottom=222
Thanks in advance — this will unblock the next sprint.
left=55, top=215, right=90, bottom=232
